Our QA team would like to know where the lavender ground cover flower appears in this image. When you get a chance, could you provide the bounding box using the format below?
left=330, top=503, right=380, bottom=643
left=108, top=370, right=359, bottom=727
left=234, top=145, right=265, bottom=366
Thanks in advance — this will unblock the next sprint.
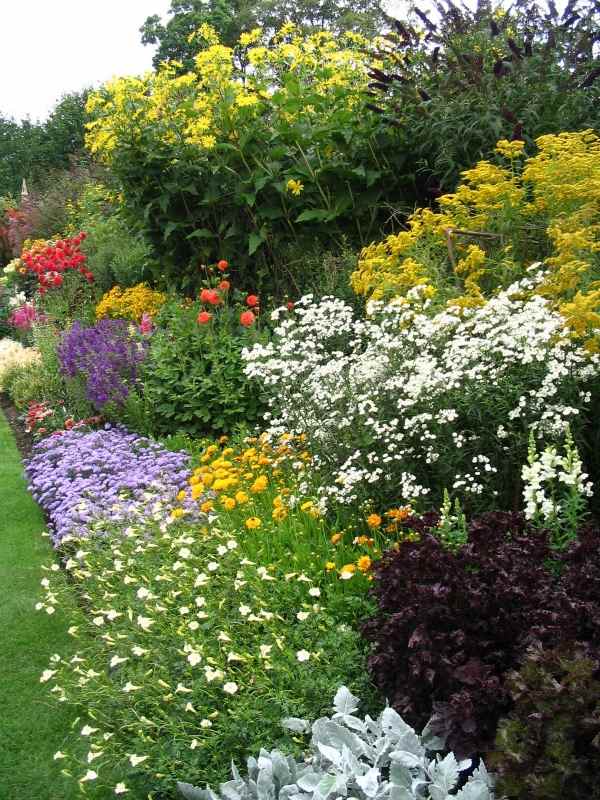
left=58, top=319, right=146, bottom=409
left=25, top=425, right=201, bottom=546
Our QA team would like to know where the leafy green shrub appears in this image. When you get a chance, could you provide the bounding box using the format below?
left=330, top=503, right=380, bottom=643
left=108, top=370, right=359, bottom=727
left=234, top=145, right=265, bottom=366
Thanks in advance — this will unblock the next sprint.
left=490, top=644, right=600, bottom=799
left=38, top=270, right=99, bottom=328
left=370, top=0, right=600, bottom=197
left=178, top=686, right=495, bottom=800
left=142, top=297, right=268, bottom=436
left=68, top=183, right=159, bottom=291
left=85, top=26, right=408, bottom=294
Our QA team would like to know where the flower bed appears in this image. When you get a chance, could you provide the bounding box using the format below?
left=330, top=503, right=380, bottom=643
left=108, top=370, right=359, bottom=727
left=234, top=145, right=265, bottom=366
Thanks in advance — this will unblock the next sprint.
left=26, top=425, right=199, bottom=545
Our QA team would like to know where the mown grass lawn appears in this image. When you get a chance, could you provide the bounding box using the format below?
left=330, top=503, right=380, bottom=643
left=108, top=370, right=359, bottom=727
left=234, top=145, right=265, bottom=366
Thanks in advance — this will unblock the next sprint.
left=0, top=409, right=82, bottom=800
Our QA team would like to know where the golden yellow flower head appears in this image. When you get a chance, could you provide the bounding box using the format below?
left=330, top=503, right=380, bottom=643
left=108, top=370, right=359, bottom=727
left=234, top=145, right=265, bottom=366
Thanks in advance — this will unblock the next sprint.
left=495, top=139, right=525, bottom=159
left=286, top=179, right=304, bottom=196
left=251, top=475, right=268, bottom=493
left=357, top=555, right=372, bottom=573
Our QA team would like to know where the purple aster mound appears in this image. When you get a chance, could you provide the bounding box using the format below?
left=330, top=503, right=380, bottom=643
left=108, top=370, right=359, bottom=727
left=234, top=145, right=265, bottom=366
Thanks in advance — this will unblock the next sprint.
left=57, top=319, right=147, bottom=410
left=25, top=425, right=200, bottom=546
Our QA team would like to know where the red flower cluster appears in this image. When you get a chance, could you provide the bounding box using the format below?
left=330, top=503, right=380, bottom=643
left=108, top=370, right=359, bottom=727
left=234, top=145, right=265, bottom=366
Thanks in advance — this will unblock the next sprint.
left=200, top=288, right=222, bottom=306
left=24, top=401, right=54, bottom=434
left=22, top=233, right=92, bottom=294
left=196, top=258, right=261, bottom=328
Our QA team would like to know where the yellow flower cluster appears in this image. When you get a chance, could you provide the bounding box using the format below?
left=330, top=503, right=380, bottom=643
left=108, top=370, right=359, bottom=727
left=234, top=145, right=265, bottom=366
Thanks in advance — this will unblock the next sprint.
left=181, top=434, right=309, bottom=524
left=85, top=25, right=373, bottom=158
left=327, top=506, right=415, bottom=580
left=95, top=284, right=166, bottom=322
left=353, top=130, right=600, bottom=341
left=173, top=436, right=408, bottom=584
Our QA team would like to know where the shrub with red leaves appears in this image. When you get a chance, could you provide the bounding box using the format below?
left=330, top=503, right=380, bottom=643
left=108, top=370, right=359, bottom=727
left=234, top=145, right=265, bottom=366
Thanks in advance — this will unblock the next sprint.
left=361, top=512, right=600, bottom=758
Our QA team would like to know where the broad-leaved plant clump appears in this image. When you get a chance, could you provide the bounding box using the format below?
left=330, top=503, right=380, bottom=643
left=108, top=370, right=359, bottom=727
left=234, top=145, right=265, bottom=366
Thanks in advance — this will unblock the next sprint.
left=490, top=644, right=600, bottom=800
left=361, top=513, right=600, bottom=757
left=141, top=285, right=268, bottom=436
left=84, top=25, right=406, bottom=291
left=178, top=686, right=495, bottom=800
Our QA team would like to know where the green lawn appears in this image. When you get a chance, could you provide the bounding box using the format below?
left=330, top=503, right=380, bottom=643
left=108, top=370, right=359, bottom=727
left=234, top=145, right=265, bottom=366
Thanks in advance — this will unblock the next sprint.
left=0, top=410, right=81, bottom=799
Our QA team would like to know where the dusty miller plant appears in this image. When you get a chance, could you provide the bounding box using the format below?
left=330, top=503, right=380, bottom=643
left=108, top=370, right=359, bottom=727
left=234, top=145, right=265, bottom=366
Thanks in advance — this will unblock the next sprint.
left=177, top=687, right=495, bottom=800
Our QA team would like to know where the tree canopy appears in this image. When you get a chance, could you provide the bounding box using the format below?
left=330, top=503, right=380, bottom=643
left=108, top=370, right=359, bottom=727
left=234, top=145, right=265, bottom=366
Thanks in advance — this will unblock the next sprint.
left=0, top=91, right=89, bottom=198
left=140, top=0, right=388, bottom=70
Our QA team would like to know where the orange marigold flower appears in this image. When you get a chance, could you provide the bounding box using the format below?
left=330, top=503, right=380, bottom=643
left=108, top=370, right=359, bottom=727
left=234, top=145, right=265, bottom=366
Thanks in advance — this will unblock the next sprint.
left=366, top=513, right=382, bottom=528
left=330, top=533, right=342, bottom=545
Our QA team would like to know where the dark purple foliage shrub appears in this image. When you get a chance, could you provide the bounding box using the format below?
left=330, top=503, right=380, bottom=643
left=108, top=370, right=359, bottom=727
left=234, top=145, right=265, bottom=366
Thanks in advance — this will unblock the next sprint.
left=25, top=425, right=201, bottom=546
left=58, top=319, right=146, bottom=409
left=361, top=511, right=600, bottom=758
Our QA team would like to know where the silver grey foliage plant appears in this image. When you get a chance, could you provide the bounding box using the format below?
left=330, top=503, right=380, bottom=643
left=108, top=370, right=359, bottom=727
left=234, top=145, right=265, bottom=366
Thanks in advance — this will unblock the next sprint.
left=177, top=687, right=495, bottom=800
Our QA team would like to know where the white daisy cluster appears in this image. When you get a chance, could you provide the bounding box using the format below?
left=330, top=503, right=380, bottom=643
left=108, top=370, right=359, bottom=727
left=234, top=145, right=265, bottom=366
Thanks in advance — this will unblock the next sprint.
left=244, top=279, right=599, bottom=512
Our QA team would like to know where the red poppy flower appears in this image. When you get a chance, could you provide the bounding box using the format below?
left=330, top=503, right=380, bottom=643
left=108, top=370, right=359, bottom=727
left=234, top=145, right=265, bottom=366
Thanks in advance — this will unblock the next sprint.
left=217, top=259, right=229, bottom=272
left=246, top=294, right=259, bottom=307
left=197, top=311, right=213, bottom=324
left=218, top=280, right=230, bottom=291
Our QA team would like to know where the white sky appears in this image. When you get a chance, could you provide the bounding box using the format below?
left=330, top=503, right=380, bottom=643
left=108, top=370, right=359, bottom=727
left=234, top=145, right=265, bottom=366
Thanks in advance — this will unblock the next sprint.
left=0, top=0, right=173, bottom=122
left=0, top=0, right=412, bottom=122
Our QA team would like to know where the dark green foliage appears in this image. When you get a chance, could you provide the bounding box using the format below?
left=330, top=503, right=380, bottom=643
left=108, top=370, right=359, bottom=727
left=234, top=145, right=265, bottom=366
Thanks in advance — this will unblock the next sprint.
left=371, top=0, right=600, bottom=196
left=141, top=0, right=388, bottom=70
left=140, top=299, right=268, bottom=436
left=490, top=644, right=600, bottom=799
left=0, top=91, right=89, bottom=198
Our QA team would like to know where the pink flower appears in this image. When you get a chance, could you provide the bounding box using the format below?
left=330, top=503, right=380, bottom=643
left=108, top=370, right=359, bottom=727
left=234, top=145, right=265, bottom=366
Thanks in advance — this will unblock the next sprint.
left=9, top=303, right=44, bottom=331
left=139, top=313, right=153, bottom=335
